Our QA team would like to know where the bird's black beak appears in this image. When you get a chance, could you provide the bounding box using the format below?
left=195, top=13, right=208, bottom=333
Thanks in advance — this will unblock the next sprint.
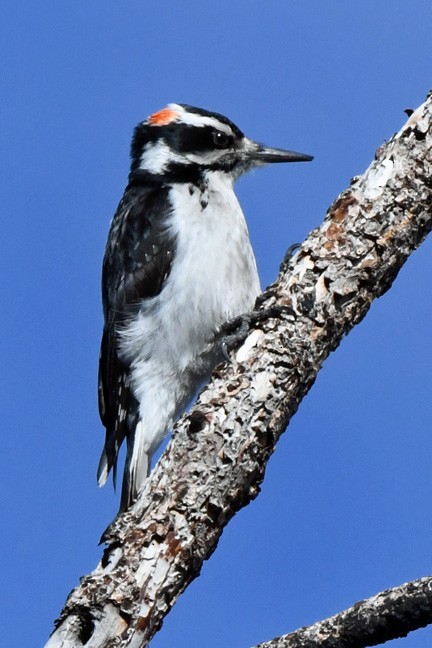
left=242, top=137, right=313, bottom=164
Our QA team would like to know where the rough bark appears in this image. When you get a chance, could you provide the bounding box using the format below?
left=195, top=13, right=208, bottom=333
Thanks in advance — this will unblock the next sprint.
left=46, top=93, right=432, bottom=648
left=254, top=576, right=432, bottom=648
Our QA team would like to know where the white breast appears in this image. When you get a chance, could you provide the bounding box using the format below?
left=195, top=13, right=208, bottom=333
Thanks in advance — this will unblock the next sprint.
left=166, top=171, right=261, bottom=344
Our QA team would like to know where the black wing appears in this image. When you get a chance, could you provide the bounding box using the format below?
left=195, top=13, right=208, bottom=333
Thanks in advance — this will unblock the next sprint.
left=97, top=181, right=176, bottom=487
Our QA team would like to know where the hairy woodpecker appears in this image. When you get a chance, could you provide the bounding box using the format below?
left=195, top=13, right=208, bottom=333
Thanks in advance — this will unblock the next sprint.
left=97, top=103, right=313, bottom=511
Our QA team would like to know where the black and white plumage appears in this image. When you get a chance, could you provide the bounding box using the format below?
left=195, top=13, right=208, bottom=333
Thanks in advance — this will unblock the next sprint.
left=97, top=103, right=312, bottom=512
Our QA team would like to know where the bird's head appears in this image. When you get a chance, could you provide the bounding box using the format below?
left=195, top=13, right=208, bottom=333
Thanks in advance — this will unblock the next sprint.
left=129, top=103, right=313, bottom=184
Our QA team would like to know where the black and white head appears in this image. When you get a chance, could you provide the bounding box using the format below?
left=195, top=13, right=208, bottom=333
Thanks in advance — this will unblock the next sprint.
left=129, top=103, right=313, bottom=184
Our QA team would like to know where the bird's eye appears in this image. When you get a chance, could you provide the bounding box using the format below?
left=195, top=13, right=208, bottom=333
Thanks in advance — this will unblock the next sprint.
left=212, top=131, right=229, bottom=148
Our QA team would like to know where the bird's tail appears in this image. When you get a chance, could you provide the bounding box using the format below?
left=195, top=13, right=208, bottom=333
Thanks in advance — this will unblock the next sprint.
left=120, top=420, right=150, bottom=512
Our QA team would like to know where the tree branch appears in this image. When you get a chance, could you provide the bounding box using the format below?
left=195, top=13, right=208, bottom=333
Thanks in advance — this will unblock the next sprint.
left=254, top=575, right=432, bottom=648
left=46, top=92, right=432, bottom=648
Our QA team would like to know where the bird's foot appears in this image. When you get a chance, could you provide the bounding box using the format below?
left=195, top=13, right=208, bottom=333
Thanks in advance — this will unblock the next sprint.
left=220, top=314, right=252, bottom=362
left=220, top=303, right=294, bottom=362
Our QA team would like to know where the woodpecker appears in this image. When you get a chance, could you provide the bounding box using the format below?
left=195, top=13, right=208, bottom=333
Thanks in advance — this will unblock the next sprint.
left=97, top=103, right=312, bottom=511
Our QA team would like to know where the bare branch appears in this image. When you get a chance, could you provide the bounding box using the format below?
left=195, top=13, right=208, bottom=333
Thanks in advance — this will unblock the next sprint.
left=46, top=93, right=432, bottom=648
left=254, top=576, right=432, bottom=648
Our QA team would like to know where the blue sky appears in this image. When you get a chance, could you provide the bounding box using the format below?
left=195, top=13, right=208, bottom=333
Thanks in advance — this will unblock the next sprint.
left=2, top=2, right=432, bottom=647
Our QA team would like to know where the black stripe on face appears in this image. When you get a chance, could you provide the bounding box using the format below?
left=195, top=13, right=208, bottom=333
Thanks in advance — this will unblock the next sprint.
left=166, top=123, right=241, bottom=156
left=130, top=122, right=243, bottom=172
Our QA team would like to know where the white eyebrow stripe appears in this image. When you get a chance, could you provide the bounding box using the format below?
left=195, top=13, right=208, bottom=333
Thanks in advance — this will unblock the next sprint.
left=167, top=103, right=233, bottom=136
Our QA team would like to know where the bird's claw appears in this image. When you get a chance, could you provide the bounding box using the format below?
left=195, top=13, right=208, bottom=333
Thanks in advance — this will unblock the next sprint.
left=220, top=314, right=252, bottom=362
left=219, top=304, right=295, bottom=362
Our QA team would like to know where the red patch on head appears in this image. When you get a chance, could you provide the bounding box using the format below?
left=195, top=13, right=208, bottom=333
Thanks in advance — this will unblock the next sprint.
left=147, top=107, right=180, bottom=126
